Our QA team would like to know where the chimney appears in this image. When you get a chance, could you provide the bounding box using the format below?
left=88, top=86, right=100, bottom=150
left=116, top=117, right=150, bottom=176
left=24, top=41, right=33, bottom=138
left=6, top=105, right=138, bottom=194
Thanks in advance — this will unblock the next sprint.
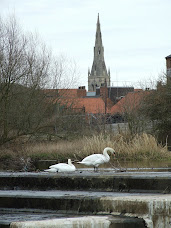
left=77, top=86, right=86, bottom=97
left=100, top=87, right=108, bottom=100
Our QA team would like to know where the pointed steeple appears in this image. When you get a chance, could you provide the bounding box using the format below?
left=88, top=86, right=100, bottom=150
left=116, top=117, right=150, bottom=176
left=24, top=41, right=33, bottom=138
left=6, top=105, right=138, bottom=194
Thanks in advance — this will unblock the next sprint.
left=95, top=14, right=103, bottom=47
left=97, top=13, right=100, bottom=24
left=88, top=14, right=110, bottom=91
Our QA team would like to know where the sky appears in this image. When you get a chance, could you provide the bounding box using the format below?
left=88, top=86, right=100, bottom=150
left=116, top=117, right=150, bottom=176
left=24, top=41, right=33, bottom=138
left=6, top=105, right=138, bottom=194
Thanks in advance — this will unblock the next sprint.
left=1, top=0, right=171, bottom=89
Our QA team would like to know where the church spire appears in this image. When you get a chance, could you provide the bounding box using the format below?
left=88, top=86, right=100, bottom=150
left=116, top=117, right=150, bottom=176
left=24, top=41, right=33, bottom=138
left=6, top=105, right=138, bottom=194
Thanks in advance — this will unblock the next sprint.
left=95, top=13, right=103, bottom=58
left=88, top=14, right=110, bottom=91
left=97, top=13, right=100, bottom=24
left=95, top=13, right=102, bottom=48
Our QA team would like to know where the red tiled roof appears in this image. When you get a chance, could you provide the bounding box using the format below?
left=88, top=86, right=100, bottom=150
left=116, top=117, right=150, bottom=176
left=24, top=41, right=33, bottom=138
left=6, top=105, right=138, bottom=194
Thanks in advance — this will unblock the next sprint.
left=56, top=97, right=107, bottom=114
left=134, top=89, right=143, bottom=92
left=51, top=87, right=114, bottom=114
left=57, top=89, right=78, bottom=98
left=110, top=91, right=148, bottom=114
left=80, top=97, right=106, bottom=114
left=48, top=88, right=149, bottom=115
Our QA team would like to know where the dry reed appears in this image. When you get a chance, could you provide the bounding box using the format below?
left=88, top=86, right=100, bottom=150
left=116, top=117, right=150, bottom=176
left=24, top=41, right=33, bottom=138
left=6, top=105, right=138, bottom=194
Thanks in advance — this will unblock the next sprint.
left=79, top=133, right=170, bottom=161
left=0, top=133, right=170, bottom=164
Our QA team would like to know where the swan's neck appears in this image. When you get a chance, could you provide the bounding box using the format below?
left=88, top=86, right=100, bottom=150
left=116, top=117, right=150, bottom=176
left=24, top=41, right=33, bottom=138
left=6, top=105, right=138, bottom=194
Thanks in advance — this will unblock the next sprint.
left=103, top=148, right=110, bottom=158
left=68, top=159, right=72, bottom=166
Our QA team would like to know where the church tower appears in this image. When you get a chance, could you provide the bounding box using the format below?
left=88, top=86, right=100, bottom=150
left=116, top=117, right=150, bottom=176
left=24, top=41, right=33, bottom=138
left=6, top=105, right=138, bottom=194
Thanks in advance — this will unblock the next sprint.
left=88, top=14, right=110, bottom=91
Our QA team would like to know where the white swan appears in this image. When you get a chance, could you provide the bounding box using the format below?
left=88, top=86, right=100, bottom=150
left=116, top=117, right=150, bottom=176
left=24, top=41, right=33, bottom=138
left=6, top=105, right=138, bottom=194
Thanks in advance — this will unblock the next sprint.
left=78, top=147, right=115, bottom=171
left=44, top=159, right=76, bottom=173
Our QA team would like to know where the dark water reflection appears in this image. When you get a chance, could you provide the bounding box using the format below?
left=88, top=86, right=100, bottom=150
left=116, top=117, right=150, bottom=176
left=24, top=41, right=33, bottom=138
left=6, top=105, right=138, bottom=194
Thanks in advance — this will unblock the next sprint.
left=112, top=160, right=171, bottom=169
left=105, top=160, right=171, bottom=172
left=0, top=159, right=171, bottom=172
left=35, top=160, right=171, bottom=172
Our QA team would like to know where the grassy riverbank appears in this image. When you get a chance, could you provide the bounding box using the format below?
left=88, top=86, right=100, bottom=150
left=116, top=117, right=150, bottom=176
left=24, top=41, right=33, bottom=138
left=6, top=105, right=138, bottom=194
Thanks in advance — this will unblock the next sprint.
left=0, top=133, right=170, bottom=171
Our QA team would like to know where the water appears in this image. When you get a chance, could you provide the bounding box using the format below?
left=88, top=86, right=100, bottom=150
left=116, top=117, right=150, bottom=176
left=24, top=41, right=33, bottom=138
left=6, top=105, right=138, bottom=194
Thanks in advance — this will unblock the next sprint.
left=0, top=159, right=170, bottom=227
left=10, top=216, right=111, bottom=228
left=35, top=160, right=171, bottom=173
left=0, top=169, right=170, bottom=228
left=0, top=157, right=170, bottom=172
left=1, top=190, right=170, bottom=228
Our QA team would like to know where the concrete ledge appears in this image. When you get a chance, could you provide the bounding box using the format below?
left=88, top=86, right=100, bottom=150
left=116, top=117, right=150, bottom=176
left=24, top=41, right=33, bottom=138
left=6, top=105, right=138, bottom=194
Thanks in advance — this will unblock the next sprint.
left=0, top=171, right=170, bottom=227
left=100, top=195, right=171, bottom=228
left=0, top=212, right=146, bottom=228
left=10, top=216, right=111, bottom=228
left=0, top=171, right=171, bottom=193
left=10, top=216, right=146, bottom=228
left=0, top=190, right=170, bottom=228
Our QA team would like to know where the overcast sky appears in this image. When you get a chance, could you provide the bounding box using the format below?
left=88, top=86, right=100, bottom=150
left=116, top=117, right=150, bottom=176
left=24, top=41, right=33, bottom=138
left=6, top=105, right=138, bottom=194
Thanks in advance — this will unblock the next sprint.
left=1, top=0, right=171, bottom=89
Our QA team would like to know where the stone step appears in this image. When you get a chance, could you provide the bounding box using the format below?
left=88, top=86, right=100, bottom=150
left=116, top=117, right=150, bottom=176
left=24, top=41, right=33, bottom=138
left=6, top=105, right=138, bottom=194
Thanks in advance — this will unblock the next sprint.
left=0, top=171, right=171, bottom=227
left=0, top=190, right=170, bottom=213
left=0, top=209, right=146, bottom=228
left=0, top=171, right=171, bottom=193
left=0, top=190, right=170, bottom=227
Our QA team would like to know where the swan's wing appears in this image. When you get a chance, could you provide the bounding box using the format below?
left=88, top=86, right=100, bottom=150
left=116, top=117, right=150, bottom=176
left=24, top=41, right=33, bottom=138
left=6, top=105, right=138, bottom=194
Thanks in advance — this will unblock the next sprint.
left=82, top=154, right=104, bottom=162
left=49, top=163, right=66, bottom=169
left=44, top=168, right=57, bottom=172
left=50, top=163, right=76, bottom=172
left=80, top=154, right=106, bottom=166
left=58, top=166, right=76, bottom=172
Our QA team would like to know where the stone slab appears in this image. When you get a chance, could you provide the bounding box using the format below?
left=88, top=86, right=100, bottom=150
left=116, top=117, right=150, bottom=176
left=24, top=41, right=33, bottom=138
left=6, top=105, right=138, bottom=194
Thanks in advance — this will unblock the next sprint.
left=0, top=171, right=170, bottom=193
left=0, top=190, right=170, bottom=228
left=0, top=210, right=146, bottom=228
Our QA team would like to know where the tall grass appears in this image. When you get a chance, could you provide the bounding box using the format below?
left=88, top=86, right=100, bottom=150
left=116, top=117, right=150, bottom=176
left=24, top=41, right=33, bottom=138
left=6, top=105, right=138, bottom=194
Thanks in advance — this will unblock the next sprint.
left=80, top=133, right=170, bottom=161
left=0, top=133, right=170, bottom=167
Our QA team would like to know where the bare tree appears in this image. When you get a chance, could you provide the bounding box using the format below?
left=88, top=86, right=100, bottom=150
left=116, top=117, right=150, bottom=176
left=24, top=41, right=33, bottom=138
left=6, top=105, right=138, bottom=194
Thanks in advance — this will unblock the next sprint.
left=49, top=54, right=80, bottom=90
left=0, top=15, right=53, bottom=143
left=0, top=14, right=83, bottom=143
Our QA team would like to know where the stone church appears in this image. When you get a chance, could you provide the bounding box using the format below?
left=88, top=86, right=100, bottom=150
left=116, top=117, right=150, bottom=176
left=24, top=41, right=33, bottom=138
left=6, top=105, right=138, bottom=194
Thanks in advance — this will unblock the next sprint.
left=88, top=14, right=110, bottom=91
